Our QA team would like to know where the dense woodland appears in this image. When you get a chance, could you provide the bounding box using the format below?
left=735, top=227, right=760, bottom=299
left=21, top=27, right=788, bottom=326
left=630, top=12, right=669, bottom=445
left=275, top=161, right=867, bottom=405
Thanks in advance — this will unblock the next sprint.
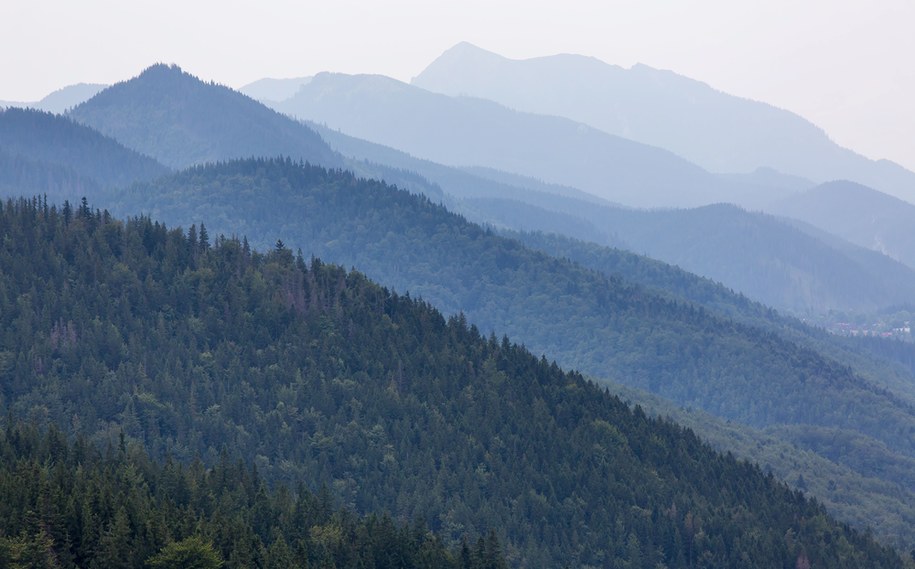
left=109, top=159, right=915, bottom=457
left=0, top=196, right=906, bottom=567
left=97, top=156, right=915, bottom=548
left=510, top=228, right=915, bottom=397
left=289, top=76, right=915, bottom=314
left=4, top=65, right=915, bottom=559
left=315, top=118, right=915, bottom=315
left=0, top=422, right=504, bottom=569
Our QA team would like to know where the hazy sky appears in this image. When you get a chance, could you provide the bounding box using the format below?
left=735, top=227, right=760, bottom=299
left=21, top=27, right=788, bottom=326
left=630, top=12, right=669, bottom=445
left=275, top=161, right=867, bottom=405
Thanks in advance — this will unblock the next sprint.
left=2, top=0, right=913, bottom=171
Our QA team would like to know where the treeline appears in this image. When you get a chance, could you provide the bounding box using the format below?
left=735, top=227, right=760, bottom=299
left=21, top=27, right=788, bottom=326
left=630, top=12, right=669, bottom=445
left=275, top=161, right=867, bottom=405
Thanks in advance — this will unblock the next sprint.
left=0, top=196, right=905, bottom=567
left=109, top=158, right=915, bottom=454
left=0, top=421, right=505, bottom=569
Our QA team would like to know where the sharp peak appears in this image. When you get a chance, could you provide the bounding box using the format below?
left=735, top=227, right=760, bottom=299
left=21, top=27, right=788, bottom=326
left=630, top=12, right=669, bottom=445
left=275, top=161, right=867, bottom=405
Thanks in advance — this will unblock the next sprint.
left=437, top=42, right=506, bottom=61
left=445, top=41, right=497, bottom=54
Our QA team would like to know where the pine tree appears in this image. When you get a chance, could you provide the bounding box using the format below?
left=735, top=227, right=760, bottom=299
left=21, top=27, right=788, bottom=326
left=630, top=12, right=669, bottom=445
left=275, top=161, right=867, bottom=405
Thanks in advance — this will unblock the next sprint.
left=147, top=536, right=223, bottom=569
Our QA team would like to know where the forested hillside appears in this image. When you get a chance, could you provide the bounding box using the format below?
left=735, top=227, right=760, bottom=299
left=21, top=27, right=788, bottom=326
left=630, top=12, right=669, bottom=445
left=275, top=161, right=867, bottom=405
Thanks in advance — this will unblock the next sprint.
left=770, top=180, right=915, bottom=269
left=12, top=79, right=915, bottom=547
left=311, top=121, right=915, bottom=315
left=87, top=157, right=915, bottom=550
left=68, top=64, right=340, bottom=170
left=47, top=63, right=915, bottom=316
left=0, top=107, right=168, bottom=201
left=107, top=159, right=915, bottom=436
left=270, top=71, right=730, bottom=208
left=0, top=422, right=500, bottom=569
left=0, top=196, right=905, bottom=567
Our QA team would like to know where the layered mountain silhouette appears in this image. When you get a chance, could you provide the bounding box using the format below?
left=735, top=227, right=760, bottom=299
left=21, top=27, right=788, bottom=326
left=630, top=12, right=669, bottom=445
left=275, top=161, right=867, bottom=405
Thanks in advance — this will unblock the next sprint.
left=0, top=82, right=107, bottom=114
left=68, top=64, right=340, bottom=169
left=0, top=107, right=168, bottom=201
left=266, top=72, right=739, bottom=208
left=310, top=121, right=915, bottom=315
left=239, top=75, right=312, bottom=102
left=1, top=197, right=905, bottom=567
left=413, top=42, right=915, bottom=204
left=8, top=62, right=915, bottom=551
left=104, top=159, right=915, bottom=552
left=769, top=180, right=915, bottom=269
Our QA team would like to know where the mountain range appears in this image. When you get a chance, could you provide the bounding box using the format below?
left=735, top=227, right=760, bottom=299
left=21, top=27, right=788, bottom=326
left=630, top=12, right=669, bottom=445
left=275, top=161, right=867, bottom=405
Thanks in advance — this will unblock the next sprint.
left=0, top=107, right=168, bottom=201
left=308, top=120, right=915, bottom=315
left=268, top=71, right=738, bottom=208
left=412, top=42, right=915, bottom=205
left=0, top=82, right=107, bottom=114
left=4, top=196, right=906, bottom=567
left=768, top=180, right=915, bottom=270
left=68, top=64, right=339, bottom=170
left=3, top=57, right=915, bottom=561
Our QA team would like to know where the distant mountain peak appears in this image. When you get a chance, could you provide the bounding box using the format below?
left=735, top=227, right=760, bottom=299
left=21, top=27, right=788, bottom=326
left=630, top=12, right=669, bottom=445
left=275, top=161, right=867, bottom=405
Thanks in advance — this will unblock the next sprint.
left=441, top=41, right=500, bottom=58
left=140, top=62, right=186, bottom=75
left=413, top=44, right=915, bottom=203
left=414, top=42, right=507, bottom=84
left=239, top=76, right=313, bottom=103
left=68, top=63, right=341, bottom=170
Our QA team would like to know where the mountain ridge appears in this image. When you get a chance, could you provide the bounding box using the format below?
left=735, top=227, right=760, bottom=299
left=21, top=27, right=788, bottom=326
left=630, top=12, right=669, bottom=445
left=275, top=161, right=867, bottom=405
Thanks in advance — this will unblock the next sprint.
left=307, top=120, right=915, bottom=315
left=69, top=63, right=340, bottom=170
left=413, top=42, right=915, bottom=204
left=768, top=180, right=915, bottom=269
left=0, top=195, right=905, bottom=567
left=9, top=62, right=915, bottom=552
left=268, top=71, right=740, bottom=208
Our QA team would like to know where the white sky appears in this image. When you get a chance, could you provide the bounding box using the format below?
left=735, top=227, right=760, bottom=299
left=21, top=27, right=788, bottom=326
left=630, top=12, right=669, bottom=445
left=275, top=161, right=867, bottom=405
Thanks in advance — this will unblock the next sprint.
left=1, top=0, right=913, bottom=171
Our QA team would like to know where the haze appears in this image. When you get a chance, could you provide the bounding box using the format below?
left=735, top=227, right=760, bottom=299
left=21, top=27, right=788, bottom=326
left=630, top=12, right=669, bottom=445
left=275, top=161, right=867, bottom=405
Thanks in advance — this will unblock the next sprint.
left=1, top=0, right=913, bottom=170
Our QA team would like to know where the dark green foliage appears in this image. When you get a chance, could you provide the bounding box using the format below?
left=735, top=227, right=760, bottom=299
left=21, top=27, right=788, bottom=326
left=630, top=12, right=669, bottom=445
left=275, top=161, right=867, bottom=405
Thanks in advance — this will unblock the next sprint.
left=68, top=64, right=341, bottom=170
left=109, top=159, right=915, bottom=453
left=146, top=537, right=223, bottom=569
left=0, top=422, right=475, bottom=569
left=101, top=158, right=915, bottom=548
left=0, top=196, right=905, bottom=567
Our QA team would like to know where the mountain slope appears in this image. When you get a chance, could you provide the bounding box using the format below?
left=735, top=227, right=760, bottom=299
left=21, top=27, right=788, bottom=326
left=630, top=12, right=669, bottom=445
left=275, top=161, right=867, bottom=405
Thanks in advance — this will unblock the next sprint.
left=0, top=196, right=904, bottom=568
left=239, top=76, right=312, bottom=102
left=54, top=63, right=911, bottom=316
left=0, top=422, right=488, bottom=569
left=769, top=180, right=915, bottom=269
left=311, top=121, right=622, bottom=245
left=68, top=64, right=340, bottom=170
left=0, top=83, right=107, bottom=114
left=581, top=202, right=915, bottom=314
left=269, top=72, right=738, bottom=208
left=0, top=107, right=169, bottom=200
left=34, top=82, right=108, bottom=112
left=413, top=42, right=915, bottom=204
left=95, top=159, right=915, bottom=531
left=304, top=123, right=915, bottom=315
